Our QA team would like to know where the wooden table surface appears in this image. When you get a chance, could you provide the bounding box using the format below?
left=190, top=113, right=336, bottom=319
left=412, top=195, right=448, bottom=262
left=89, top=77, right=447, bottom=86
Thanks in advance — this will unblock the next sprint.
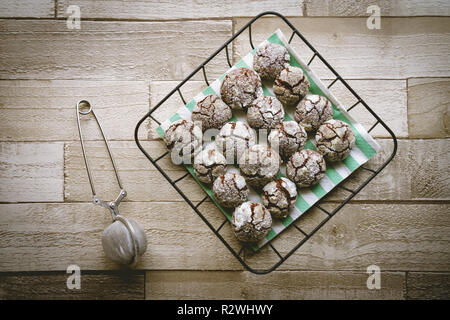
left=0, top=0, right=449, bottom=300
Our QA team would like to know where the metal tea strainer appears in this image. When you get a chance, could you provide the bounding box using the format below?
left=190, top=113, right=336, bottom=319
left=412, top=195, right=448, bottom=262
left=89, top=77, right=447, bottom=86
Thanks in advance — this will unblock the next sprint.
left=76, top=100, right=148, bottom=266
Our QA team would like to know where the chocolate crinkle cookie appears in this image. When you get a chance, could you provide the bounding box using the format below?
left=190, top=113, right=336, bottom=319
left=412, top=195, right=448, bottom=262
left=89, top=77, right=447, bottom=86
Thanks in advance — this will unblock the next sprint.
left=220, top=68, right=263, bottom=111
left=193, top=148, right=227, bottom=184
left=294, top=94, right=333, bottom=132
left=239, top=144, right=281, bottom=189
left=253, top=43, right=290, bottom=81
left=273, top=67, right=310, bottom=108
left=232, top=201, right=272, bottom=243
left=213, top=172, right=249, bottom=208
left=315, top=119, right=356, bottom=162
left=164, top=119, right=202, bottom=164
left=191, top=94, right=232, bottom=131
left=268, top=121, right=307, bottom=160
left=286, top=149, right=326, bottom=188
left=247, top=96, right=285, bottom=130
left=215, top=121, right=256, bottom=163
left=262, top=177, right=298, bottom=219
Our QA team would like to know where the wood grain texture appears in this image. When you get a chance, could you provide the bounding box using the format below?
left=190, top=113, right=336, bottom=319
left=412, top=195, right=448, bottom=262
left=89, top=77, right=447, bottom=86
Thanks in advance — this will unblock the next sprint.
left=233, top=17, right=450, bottom=79
left=64, top=139, right=450, bottom=202
left=0, top=271, right=144, bottom=299
left=148, top=80, right=407, bottom=139
left=406, top=272, right=450, bottom=300
left=146, top=270, right=405, bottom=300
left=0, top=142, right=64, bottom=202
left=324, top=79, right=407, bottom=137
left=1, top=202, right=447, bottom=272
left=0, top=202, right=242, bottom=272
left=0, top=20, right=231, bottom=80
left=305, top=0, right=450, bottom=16
left=0, top=80, right=149, bottom=141
left=244, top=203, right=450, bottom=271
left=64, top=140, right=207, bottom=202
left=327, top=139, right=450, bottom=201
left=57, top=0, right=303, bottom=20
left=0, top=0, right=54, bottom=18
left=408, top=78, right=450, bottom=138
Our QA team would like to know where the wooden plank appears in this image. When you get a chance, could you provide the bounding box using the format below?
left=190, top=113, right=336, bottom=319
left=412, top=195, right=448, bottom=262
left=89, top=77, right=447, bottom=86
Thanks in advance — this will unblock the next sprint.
left=0, top=20, right=232, bottom=80
left=65, top=138, right=449, bottom=202
left=148, top=80, right=407, bottom=139
left=0, top=80, right=150, bottom=142
left=244, top=203, right=450, bottom=271
left=146, top=270, right=405, bottom=300
left=0, top=0, right=54, bottom=18
left=0, top=271, right=144, bottom=299
left=327, top=138, right=450, bottom=201
left=305, top=0, right=450, bottom=16
left=57, top=0, right=303, bottom=20
left=0, top=202, right=243, bottom=271
left=2, top=202, right=447, bottom=273
left=408, top=78, right=450, bottom=138
left=324, top=79, right=407, bottom=137
left=406, top=272, right=450, bottom=300
left=233, top=17, right=450, bottom=79
left=64, top=140, right=207, bottom=202
left=0, top=142, right=64, bottom=202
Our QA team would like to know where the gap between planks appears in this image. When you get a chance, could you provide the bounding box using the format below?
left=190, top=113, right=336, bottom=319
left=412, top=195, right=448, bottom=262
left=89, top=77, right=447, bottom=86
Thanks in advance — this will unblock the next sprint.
left=1, top=269, right=444, bottom=274
left=0, top=138, right=446, bottom=143
left=2, top=15, right=449, bottom=21
left=1, top=200, right=448, bottom=205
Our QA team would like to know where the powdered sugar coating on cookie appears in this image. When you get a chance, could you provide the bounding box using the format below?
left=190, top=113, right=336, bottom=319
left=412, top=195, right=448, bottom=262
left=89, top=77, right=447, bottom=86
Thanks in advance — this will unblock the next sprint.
left=213, top=172, right=249, bottom=208
left=193, top=148, right=227, bottom=184
left=220, top=68, right=263, bottom=110
left=253, top=43, right=290, bottom=81
left=164, top=119, right=202, bottom=164
left=286, top=149, right=326, bottom=188
left=268, top=121, right=307, bottom=160
left=215, top=121, right=256, bottom=163
left=239, top=144, right=281, bottom=189
left=192, top=94, right=232, bottom=131
left=262, top=177, right=298, bottom=219
left=273, top=66, right=310, bottom=107
left=232, top=201, right=272, bottom=242
left=247, top=96, right=285, bottom=130
left=315, top=119, right=356, bottom=162
left=294, top=94, right=333, bottom=132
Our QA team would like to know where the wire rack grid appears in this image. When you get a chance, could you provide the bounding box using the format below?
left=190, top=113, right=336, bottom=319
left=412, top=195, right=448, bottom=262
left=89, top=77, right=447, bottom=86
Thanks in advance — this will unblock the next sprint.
left=134, top=11, right=397, bottom=274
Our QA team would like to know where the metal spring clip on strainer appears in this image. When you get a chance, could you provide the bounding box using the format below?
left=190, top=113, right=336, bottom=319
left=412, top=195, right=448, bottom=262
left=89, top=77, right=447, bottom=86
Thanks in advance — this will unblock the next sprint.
left=76, top=100, right=147, bottom=266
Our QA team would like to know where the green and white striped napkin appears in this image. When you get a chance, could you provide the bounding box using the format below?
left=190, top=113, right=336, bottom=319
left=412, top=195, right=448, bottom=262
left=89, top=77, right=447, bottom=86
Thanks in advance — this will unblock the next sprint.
left=157, top=29, right=380, bottom=251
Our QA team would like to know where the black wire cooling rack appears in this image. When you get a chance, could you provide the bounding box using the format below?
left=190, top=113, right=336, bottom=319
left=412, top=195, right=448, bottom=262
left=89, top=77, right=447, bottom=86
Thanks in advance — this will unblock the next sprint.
left=134, top=11, right=397, bottom=274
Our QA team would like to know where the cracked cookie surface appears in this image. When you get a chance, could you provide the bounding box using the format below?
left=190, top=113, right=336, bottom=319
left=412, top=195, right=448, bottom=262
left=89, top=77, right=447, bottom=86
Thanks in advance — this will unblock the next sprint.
left=164, top=119, right=202, bottom=164
left=215, top=121, right=256, bottom=163
left=268, top=121, right=307, bottom=160
left=232, top=201, right=272, bottom=243
left=220, top=67, right=263, bottom=110
left=262, top=177, right=298, bottom=219
left=192, top=94, right=232, bottom=131
left=239, top=144, right=281, bottom=189
left=213, top=172, right=249, bottom=208
left=294, top=94, right=333, bottom=132
left=316, top=119, right=356, bottom=162
left=253, top=43, right=290, bottom=81
left=247, top=96, right=285, bottom=130
left=286, top=149, right=326, bottom=188
left=273, top=66, right=310, bottom=108
left=194, top=148, right=227, bottom=184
